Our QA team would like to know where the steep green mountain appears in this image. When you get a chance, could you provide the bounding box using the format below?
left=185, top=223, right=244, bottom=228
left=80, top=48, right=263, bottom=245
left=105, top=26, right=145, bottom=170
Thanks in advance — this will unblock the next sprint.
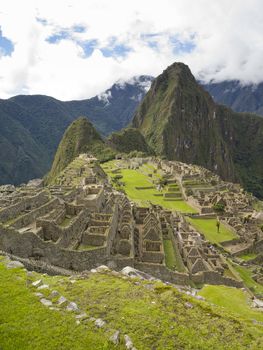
left=107, top=127, right=152, bottom=155
left=47, top=117, right=115, bottom=183
left=133, top=62, right=263, bottom=198
left=0, top=76, right=153, bottom=185
left=0, top=106, right=49, bottom=185
left=202, top=80, right=263, bottom=115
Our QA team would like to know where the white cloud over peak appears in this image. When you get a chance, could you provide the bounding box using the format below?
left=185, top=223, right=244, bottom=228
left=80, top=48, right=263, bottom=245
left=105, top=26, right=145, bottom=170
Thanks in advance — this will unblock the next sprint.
left=0, top=0, right=263, bottom=99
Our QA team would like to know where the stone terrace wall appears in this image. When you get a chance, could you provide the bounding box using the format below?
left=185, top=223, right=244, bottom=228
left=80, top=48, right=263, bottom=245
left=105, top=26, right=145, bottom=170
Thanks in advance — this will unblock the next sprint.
left=0, top=225, right=107, bottom=271
left=11, top=198, right=60, bottom=229
left=0, top=191, right=49, bottom=223
left=135, top=262, right=190, bottom=285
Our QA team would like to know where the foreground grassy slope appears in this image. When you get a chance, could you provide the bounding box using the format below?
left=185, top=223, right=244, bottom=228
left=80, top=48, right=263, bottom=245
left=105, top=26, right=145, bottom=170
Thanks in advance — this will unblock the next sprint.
left=0, top=260, right=115, bottom=350
left=199, top=285, right=263, bottom=324
left=0, top=258, right=262, bottom=350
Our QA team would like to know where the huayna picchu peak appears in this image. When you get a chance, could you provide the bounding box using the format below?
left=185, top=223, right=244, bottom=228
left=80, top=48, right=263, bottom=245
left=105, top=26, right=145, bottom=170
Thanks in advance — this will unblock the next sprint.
left=132, top=62, right=263, bottom=199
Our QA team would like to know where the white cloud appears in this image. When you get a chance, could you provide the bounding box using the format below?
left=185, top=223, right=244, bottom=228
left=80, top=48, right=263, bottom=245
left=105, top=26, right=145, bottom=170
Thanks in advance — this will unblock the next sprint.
left=0, top=0, right=263, bottom=99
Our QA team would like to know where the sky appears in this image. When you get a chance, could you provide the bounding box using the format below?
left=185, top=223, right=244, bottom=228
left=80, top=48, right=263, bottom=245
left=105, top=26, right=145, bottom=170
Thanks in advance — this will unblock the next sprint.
left=0, top=0, right=263, bottom=100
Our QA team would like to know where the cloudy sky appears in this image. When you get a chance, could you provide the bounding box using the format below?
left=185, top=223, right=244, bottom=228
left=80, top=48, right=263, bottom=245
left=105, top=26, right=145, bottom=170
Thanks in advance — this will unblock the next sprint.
left=0, top=0, right=262, bottom=100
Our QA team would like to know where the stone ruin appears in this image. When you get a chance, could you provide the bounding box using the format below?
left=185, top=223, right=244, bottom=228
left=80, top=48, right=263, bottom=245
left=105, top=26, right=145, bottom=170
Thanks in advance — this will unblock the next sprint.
left=0, top=154, right=260, bottom=289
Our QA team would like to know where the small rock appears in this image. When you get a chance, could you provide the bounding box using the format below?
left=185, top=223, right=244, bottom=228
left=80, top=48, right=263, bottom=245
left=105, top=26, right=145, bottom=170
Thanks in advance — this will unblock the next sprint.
left=76, top=320, right=81, bottom=325
left=37, top=284, right=49, bottom=290
left=121, top=266, right=153, bottom=280
left=94, top=318, right=105, bottom=328
left=40, top=298, right=52, bottom=307
left=57, top=296, right=67, bottom=305
left=34, top=292, right=44, bottom=298
left=49, top=290, right=59, bottom=298
left=185, top=302, right=194, bottom=309
left=90, top=269, right=97, bottom=273
left=195, top=295, right=205, bottom=301
left=27, top=271, right=35, bottom=277
left=75, top=313, right=87, bottom=320
left=96, top=265, right=110, bottom=272
left=6, top=260, right=24, bottom=269
left=32, top=279, right=42, bottom=287
left=109, top=330, right=120, bottom=345
left=66, top=302, right=79, bottom=312
left=124, top=335, right=134, bottom=349
left=70, top=280, right=76, bottom=284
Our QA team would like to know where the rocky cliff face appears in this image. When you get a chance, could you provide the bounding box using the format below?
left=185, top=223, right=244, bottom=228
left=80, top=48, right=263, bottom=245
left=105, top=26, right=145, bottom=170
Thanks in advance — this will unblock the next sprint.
left=133, top=63, right=263, bottom=198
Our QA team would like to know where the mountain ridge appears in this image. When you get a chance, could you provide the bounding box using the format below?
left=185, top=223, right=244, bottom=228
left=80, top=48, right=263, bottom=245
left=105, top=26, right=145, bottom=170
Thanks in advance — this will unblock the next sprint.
left=0, top=75, right=153, bottom=185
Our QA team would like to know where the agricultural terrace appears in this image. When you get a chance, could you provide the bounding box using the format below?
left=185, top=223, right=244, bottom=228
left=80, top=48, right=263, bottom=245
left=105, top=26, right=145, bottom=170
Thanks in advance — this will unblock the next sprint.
left=101, top=160, right=197, bottom=213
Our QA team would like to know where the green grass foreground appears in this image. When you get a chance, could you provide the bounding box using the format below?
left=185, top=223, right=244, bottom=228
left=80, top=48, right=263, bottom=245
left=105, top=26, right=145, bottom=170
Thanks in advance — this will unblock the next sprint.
left=199, top=285, right=263, bottom=324
left=102, top=161, right=197, bottom=213
left=187, top=217, right=237, bottom=244
left=0, top=258, right=262, bottom=349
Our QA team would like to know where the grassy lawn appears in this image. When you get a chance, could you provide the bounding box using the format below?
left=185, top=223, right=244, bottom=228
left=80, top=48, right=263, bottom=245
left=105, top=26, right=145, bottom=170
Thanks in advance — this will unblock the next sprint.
left=163, top=240, right=177, bottom=270
left=232, top=264, right=263, bottom=297
left=187, top=218, right=237, bottom=244
left=239, top=253, right=257, bottom=261
left=199, top=285, right=263, bottom=324
left=102, top=162, right=197, bottom=213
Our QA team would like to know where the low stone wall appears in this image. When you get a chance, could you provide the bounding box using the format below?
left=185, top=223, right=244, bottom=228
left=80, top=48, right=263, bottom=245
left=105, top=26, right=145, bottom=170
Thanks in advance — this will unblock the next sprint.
left=0, top=225, right=107, bottom=271
left=134, top=262, right=190, bottom=285
left=57, top=209, right=89, bottom=248
left=254, top=239, right=263, bottom=253
left=220, top=238, right=242, bottom=247
left=202, top=271, right=243, bottom=288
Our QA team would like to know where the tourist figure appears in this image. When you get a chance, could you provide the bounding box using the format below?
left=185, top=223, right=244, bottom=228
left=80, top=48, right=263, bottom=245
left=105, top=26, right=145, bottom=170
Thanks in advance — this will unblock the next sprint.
left=216, top=218, right=220, bottom=233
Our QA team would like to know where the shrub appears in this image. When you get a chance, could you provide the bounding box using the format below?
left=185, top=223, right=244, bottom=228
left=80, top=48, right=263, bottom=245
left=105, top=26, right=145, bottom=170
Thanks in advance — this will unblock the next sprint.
left=213, top=203, right=225, bottom=213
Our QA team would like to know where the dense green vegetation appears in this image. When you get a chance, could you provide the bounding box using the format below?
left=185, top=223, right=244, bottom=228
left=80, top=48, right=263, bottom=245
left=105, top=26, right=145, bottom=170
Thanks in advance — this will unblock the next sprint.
left=47, top=117, right=116, bottom=184
left=187, top=217, right=237, bottom=244
left=0, top=258, right=262, bottom=349
left=107, top=128, right=152, bottom=154
left=102, top=161, right=197, bottom=213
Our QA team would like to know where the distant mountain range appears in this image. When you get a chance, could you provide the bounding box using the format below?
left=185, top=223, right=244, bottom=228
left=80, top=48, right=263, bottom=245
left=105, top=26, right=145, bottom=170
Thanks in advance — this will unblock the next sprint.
left=202, top=80, right=263, bottom=116
left=1, top=70, right=263, bottom=189
left=0, top=75, right=153, bottom=185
